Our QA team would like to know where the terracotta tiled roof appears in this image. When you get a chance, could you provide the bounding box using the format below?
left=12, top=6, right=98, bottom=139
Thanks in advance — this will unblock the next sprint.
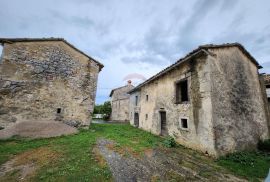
left=0, top=38, right=104, bottom=70
left=129, top=43, right=262, bottom=93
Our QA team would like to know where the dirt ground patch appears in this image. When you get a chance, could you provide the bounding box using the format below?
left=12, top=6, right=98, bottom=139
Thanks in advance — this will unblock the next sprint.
left=96, top=138, right=246, bottom=182
left=0, top=120, right=78, bottom=139
left=0, top=147, right=59, bottom=181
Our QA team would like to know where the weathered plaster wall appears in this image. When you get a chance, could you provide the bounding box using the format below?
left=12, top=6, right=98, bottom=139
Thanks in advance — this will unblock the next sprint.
left=111, top=85, right=134, bottom=122
left=0, top=41, right=100, bottom=128
left=209, top=47, right=269, bottom=156
left=130, top=56, right=217, bottom=155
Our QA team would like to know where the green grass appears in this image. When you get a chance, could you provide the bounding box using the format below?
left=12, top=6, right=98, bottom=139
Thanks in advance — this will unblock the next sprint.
left=0, top=123, right=269, bottom=181
left=217, top=151, right=270, bottom=181
left=0, top=124, right=163, bottom=181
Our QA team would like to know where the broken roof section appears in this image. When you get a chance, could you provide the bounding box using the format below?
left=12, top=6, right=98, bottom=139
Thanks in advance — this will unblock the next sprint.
left=129, top=43, right=262, bottom=93
left=0, top=38, right=104, bottom=70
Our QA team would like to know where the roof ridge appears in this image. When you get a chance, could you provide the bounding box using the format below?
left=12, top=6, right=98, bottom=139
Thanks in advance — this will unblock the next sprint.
left=109, top=84, right=135, bottom=97
left=0, top=37, right=104, bottom=70
left=129, top=43, right=261, bottom=93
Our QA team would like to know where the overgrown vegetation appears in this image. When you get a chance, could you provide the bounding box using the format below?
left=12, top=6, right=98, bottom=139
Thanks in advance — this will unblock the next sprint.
left=217, top=151, right=270, bottom=180
left=163, top=136, right=176, bottom=148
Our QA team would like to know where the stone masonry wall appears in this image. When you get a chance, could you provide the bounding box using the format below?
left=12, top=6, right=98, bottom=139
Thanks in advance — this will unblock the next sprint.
left=111, top=85, right=134, bottom=122
left=0, top=41, right=100, bottom=128
left=130, top=56, right=217, bottom=156
left=209, top=47, right=269, bottom=156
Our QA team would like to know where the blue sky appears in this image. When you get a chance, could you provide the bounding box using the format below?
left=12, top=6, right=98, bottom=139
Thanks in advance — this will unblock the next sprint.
left=0, top=0, right=270, bottom=104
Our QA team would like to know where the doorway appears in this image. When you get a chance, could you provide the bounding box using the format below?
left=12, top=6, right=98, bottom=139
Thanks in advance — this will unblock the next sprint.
left=134, top=113, right=139, bottom=127
left=160, top=111, right=167, bottom=135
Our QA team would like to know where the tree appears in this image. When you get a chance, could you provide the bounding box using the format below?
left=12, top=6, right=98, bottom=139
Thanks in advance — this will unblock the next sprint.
left=93, top=104, right=103, bottom=114
left=93, top=101, right=112, bottom=120
left=102, top=101, right=112, bottom=120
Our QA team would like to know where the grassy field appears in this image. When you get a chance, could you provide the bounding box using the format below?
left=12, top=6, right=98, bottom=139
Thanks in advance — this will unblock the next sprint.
left=0, top=123, right=269, bottom=181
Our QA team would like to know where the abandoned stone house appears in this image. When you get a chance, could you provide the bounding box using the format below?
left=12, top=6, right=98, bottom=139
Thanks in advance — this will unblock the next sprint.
left=129, top=43, right=270, bottom=156
left=0, top=38, right=103, bottom=129
left=110, top=80, right=134, bottom=122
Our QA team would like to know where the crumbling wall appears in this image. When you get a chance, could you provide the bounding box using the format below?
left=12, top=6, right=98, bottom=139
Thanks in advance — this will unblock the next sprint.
left=209, top=47, right=269, bottom=156
left=0, top=41, right=99, bottom=128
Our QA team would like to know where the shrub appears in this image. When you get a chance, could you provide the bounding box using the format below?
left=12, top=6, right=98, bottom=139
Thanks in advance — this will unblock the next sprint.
left=219, top=152, right=256, bottom=166
left=258, top=139, right=270, bottom=152
left=163, top=136, right=176, bottom=148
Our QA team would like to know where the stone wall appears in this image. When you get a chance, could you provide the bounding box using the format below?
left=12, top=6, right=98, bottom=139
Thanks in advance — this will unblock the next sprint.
left=129, top=46, right=269, bottom=156
left=0, top=41, right=100, bottom=128
left=130, top=55, right=217, bottom=156
left=111, top=85, right=134, bottom=122
left=208, top=47, right=269, bottom=156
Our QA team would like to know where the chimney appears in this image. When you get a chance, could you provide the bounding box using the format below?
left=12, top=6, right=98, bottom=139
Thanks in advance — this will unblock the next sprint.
left=127, top=80, right=132, bottom=85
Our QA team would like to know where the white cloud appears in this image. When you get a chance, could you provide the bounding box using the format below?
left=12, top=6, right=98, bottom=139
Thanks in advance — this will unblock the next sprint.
left=0, top=0, right=270, bottom=103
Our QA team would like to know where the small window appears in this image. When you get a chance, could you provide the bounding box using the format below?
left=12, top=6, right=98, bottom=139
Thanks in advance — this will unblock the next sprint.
left=176, top=79, right=189, bottom=103
left=181, top=118, right=188, bottom=128
left=146, top=95, right=149, bottom=101
left=119, top=101, right=120, bottom=108
left=57, top=108, right=61, bottom=114
left=145, top=114, right=148, bottom=120
left=135, top=96, right=138, bottom=106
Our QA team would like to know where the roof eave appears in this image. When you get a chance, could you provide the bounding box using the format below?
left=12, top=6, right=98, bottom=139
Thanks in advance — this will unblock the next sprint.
left=128, top=49, right=208, bottom=94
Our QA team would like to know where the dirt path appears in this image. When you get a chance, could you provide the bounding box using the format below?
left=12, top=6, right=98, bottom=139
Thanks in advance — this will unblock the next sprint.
left=95, top=138, right=246, bottom=182
left=0, top=120, right=78, bottom=139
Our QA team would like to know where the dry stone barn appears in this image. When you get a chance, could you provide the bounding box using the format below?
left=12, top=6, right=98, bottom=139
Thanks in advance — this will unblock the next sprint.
left=110, top=80, right=134, bottom=122
left=129, top=43, right=270, bottom=156
left=0, top=38, right=103, bottom=129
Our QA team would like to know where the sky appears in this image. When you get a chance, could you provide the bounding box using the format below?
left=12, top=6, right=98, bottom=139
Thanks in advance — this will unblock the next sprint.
left=0, top=0, right=270, bottom=104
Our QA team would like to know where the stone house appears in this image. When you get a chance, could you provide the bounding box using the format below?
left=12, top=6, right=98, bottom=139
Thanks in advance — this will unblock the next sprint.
left=0, top=38, right=103, bottom=128
left=110, top=80, right=134, bottom=122
left=129, top=43, right=269, bottom=156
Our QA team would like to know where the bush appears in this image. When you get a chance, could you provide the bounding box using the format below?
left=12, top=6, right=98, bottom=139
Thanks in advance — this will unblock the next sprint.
left=163, top=136, right=176, bottom=148
left=258, top=139, right=270, bottom=152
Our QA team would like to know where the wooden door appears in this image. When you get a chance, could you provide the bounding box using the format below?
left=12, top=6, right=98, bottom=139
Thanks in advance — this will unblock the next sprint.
left=134, top=113, right=139, bottom=127
left=160, top=111, right=167, bottom=135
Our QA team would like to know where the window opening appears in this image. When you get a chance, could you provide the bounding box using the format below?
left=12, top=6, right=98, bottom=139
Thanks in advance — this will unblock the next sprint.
left=181, top=118, right=188, bottom=128
left=176, top=79, right=189, bottom=103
